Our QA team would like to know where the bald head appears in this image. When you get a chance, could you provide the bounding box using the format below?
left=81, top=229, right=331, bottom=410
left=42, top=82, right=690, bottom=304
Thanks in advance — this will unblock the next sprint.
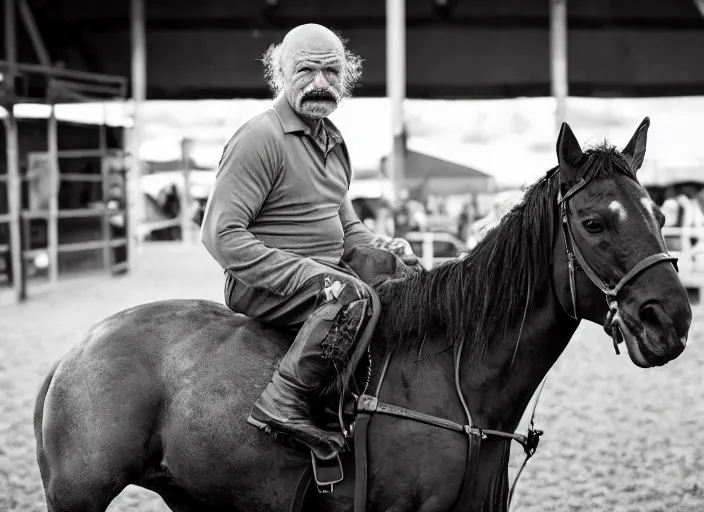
left=262, top=24, right=362, bottom=120
left=280, top=24, right=344, bottom=61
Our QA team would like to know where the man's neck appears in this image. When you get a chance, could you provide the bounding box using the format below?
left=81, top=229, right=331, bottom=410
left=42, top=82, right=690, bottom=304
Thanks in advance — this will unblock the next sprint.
left=301, top=116, right=325, bottom=139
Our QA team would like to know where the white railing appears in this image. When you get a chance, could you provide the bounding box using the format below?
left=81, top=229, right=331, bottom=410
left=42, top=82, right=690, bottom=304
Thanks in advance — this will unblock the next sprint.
left=662, top=227, right=704, bottom=270
left=404, top=231, right=467, bottom=270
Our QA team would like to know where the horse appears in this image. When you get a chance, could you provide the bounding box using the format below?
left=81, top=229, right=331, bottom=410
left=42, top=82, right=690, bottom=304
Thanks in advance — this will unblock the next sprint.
left=34, top=118, right=691, bottom=512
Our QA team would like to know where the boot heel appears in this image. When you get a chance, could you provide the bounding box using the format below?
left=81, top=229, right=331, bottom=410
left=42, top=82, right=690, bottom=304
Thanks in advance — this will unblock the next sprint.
left=247, top=414, right=269, bottom=430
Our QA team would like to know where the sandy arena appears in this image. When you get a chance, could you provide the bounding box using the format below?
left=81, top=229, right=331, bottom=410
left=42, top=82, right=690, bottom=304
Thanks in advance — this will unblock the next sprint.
left=1, top=243, right=702, bottom=512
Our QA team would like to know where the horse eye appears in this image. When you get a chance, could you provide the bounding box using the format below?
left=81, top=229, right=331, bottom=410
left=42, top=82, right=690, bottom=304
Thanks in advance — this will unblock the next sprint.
left=582, top=219, right=603, bottom=234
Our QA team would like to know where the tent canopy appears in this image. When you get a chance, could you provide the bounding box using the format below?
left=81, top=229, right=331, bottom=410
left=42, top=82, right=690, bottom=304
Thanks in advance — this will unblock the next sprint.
left=381, top=149, right=496, bottom=196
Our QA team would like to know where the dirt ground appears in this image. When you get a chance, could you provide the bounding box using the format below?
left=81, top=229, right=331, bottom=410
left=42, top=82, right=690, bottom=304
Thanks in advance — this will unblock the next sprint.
left=1, top=242, right=702, bottom=512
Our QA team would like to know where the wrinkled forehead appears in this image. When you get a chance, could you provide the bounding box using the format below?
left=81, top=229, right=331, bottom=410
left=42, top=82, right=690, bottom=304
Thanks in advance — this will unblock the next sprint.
left=281, top=25, right=344, bottom=65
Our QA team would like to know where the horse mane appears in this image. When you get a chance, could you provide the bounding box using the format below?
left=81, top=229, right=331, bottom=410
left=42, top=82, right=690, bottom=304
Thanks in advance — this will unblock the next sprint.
left=375, top=141, right=635, bottom=362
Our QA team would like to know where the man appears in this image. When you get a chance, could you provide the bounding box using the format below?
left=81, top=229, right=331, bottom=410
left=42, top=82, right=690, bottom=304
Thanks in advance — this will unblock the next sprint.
left=201, top=24, right=418, bottom=460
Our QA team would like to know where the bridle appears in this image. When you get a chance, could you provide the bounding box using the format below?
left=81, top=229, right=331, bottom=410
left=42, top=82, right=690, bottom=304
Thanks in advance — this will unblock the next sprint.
left=557, top=175, right=678, bottom=354
left=351, top=171, right=678, bottom=512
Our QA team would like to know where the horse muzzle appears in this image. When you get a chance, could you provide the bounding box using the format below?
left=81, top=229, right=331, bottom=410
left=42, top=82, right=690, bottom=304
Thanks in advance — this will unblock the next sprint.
left=608, top=303, right=687, bottom=368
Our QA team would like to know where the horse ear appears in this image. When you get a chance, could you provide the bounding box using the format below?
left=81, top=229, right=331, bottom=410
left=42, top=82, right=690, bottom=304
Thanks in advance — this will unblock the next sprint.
left=556, top=122, right=584, bottom=184
left=623, top=116, right=650, bottom=172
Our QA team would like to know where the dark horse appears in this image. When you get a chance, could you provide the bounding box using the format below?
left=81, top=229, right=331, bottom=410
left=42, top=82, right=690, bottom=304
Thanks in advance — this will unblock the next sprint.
left=34, top=119, right=691, bottom=512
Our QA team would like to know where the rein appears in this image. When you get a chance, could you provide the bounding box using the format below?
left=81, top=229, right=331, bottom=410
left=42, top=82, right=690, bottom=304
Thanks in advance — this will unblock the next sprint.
left=352, top=172, right=678, bottom=512
left=557, top=177, right=678, bottom=352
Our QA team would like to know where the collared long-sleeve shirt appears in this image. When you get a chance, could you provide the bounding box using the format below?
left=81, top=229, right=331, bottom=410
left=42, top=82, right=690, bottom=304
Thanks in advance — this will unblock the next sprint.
left=201, top=95, right=377, bottom=297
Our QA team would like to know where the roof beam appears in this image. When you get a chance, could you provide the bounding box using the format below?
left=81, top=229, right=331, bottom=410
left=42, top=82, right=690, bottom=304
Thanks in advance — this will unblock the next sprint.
left=56, top=15, right=704, bottom=32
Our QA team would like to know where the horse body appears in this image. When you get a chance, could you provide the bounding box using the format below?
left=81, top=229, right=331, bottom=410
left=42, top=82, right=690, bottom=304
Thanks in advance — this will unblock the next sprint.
left=36, top=299, right=479, bottom=512
left=38, top=300, right=300, bottom=511
left=34, top=286, right=581, bottom=512
left=34, top=279, right=582, bottom=512
left=35, top=120, right=692, bottom=512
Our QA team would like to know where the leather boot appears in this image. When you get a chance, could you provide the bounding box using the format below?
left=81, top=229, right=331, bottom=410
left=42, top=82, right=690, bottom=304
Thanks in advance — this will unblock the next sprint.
left=247, top=299, right=347, bottom=460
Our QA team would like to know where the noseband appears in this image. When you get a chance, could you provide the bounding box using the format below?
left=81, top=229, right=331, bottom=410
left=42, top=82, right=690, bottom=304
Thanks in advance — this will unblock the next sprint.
left=352, top=172, right=678, bottom=512
left=558, top=175, right=678, bottom=354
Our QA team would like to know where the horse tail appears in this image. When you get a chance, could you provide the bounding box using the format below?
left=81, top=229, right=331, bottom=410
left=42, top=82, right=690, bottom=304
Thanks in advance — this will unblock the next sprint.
left=34, top=359, right=60, bottom=490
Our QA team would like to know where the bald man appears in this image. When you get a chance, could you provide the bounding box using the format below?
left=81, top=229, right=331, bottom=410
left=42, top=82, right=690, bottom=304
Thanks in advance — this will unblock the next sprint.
left=201, top=24, right=419, bottom=460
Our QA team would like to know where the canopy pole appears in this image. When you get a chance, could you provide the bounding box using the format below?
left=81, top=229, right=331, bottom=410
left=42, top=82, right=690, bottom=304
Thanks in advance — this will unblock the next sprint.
left=550, top=0, right=568, bottom=133
left=47, top=104, right=59, bottom=284
left=180, top=138, right=193, bottom=245
left=4, top=0, right=25, bottom=301
left=386, top=0, right=406, bottom=206
left=128, top=0, right=146, bottom=270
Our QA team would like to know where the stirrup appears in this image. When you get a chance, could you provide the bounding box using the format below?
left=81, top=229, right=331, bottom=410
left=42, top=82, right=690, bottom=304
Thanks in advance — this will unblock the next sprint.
left=310, top=450, right=344, bottom=493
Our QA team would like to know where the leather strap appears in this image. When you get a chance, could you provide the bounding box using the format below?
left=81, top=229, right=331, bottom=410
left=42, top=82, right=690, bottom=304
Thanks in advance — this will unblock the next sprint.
left=353, top=412, right=372, bottom=512
left=558, top=188, right=678, bottom=322
left=453, top=429, right=483, bottom=511
left=610, top=252, right=678, bottom=296
left=289, top=466, right=312, bottom=512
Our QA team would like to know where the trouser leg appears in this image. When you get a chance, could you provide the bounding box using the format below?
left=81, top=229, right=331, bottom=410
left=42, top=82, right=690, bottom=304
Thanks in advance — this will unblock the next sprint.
left=228, top=272, right=372, bottom=460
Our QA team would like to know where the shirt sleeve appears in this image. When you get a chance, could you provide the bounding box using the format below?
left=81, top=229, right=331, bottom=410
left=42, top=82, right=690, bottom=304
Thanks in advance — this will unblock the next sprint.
left=339, top=193, right=378, bottom=252
left=200, top=121, right=324, bottom=296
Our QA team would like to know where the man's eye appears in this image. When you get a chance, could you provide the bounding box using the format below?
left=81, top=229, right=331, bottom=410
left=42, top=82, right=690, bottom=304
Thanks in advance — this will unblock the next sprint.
left=299, top=67, right=313, bottom=73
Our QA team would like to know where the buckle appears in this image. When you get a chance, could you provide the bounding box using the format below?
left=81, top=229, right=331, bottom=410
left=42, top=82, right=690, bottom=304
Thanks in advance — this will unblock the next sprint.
left=310, top=451, right=344, bottom=493
left=524, top=427, right=543, bottom=457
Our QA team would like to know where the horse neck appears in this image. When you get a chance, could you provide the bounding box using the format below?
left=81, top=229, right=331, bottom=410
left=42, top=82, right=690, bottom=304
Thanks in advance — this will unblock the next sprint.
left=461, top=283, right=579, bottom=433
left=375, top=266, right=579, bottom=433
left=368, top=279, right=579, bottom=512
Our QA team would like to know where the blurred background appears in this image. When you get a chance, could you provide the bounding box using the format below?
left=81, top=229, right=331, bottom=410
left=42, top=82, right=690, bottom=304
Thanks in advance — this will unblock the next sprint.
left=1, top=0, right=703, bottom=298
left=1, top=1, right=704, bottom=511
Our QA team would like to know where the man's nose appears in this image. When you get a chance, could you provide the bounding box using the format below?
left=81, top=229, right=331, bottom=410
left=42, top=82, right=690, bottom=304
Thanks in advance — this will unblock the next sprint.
left=313, top=71, right=329, bottom=88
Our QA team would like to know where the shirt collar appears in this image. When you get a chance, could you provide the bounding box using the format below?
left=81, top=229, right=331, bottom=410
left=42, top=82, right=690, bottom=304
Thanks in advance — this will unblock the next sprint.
left=272, top=95, right=343, bottom=143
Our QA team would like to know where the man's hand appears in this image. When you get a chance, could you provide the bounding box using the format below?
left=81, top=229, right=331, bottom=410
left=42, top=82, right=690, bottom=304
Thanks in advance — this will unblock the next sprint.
left=370, top=235, right=423, bottom=271
left=400, top=253, right=422, bottom=267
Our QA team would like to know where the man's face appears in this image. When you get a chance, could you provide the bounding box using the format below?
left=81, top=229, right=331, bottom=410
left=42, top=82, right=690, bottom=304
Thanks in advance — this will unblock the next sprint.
left=283, top=50, right=344, bottom=120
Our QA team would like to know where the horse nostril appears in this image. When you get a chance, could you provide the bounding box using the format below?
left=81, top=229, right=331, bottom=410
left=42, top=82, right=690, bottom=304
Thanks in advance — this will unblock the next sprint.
left=639, top=302, right=665, bottom=330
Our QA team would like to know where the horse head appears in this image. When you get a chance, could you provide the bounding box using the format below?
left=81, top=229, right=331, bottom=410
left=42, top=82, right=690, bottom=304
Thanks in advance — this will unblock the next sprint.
left=553, top=117, right=691, bottom=368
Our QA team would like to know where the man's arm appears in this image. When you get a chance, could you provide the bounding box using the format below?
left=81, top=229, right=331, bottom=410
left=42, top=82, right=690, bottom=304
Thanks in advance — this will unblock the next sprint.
left=339, top=194, right=420, bottom=265
left=201, top=122, right=323, bottom=297
left=339, top=194, right=378, bottom=252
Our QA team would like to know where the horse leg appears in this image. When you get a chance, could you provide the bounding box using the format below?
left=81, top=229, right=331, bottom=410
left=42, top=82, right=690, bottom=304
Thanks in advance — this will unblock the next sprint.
left=155, top=485, right=223, bottom=512
left=36, top=358, right=160, bottom=512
